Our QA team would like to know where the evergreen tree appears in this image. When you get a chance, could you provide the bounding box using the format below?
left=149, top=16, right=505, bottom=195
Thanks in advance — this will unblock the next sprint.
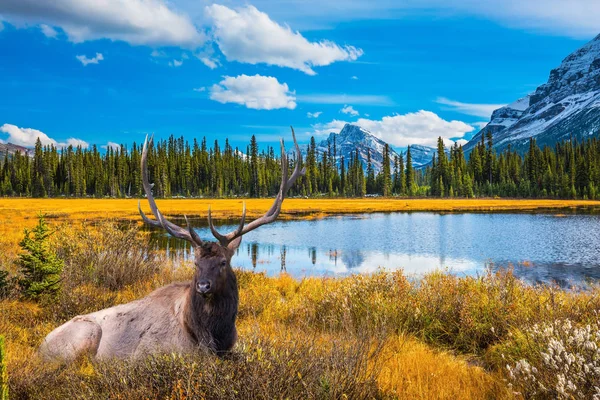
left=16, top=214, right=64, bottom=299
left=405, top=146, right=414, bottom=196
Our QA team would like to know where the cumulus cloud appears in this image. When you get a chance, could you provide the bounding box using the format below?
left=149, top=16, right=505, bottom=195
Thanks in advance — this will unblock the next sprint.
left=205, top=4, right=362, bottom=75
left=209, top=74, right=296, bottom=110
left=307, top=111, right=322, bottom=118
left=340, top=105, right=359, bottom=116
left=40, top=24, right=58, bottom=38
left=169, top=59, right=183, bottom=67
left=0, top=123, right=89, bottom=148
left=455, top=139, right=469, bottom=146
left=76, top=52, right=103, bottom=66
left=193, top=87, right=206, bottom=92
left=436, top=97, right=504, bottom=118
left=0, top=0, right=204, bottom=47
left=311, top=120, right=349, bottom=137
left=312, top=110, right=475, bottom=147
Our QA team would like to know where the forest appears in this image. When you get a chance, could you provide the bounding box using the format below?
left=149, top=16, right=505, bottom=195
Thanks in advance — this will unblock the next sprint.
left=0, top=132, right=599, bottom=199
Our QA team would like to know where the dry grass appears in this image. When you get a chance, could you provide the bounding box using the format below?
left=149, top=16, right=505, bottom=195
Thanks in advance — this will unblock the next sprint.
left=2, top=200, right=600, bottom=398
left=1, top=197, right=598, bottom=264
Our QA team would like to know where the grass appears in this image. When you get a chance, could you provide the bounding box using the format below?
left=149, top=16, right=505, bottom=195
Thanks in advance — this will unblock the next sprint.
left=2, top=200, right=600, bottom=398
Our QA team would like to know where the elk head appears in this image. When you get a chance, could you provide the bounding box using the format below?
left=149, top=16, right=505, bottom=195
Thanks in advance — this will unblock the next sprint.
left=138, top=128, right=305, bottom=296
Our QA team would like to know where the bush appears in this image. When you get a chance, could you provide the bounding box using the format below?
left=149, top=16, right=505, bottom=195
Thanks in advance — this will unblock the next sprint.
left=505, top=319, right=600, bottom=399
left=54, top=221, right=162, bottom=291
left=16, top=214, right=63, bottom=300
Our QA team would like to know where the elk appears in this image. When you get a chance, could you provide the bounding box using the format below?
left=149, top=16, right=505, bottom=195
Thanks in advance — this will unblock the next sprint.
left=39, top=129, right=305, bottom=361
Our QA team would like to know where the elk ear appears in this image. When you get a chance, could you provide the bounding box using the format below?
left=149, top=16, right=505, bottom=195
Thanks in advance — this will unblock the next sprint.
left=227, top=236, right=243, bottom=252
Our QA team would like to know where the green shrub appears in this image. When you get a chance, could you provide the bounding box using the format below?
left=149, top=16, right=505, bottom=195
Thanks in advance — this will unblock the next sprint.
left=16, top=214, right=63, bottom=300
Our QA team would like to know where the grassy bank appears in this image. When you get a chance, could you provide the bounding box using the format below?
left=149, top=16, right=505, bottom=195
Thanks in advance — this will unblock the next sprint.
left=2, top=201, right=600, bottom=398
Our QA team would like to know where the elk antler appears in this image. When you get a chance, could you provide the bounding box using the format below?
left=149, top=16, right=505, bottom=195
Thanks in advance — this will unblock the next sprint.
left=138, top=135, right=204, bottom=246
left=208, top=127, right=306, bottom=248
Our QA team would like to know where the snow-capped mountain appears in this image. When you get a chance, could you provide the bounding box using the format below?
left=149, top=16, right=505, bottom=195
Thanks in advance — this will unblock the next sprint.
left=301, top=124, right=436, bottom=173
left=304, top=124, right=399, bottom=173
left=0, top=142, right=30, bottom=158
left=465, top=33, right=600, bottom=153
left=408, top=144, right=439, bottom=168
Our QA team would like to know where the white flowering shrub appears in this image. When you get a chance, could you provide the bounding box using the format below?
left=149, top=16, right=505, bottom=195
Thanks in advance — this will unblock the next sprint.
left=506, top=319, right=600, bottom=399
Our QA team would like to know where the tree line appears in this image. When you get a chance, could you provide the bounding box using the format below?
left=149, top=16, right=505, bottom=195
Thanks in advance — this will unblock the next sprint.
left=427, top=133, right=600, bottom=199
left=0, top=133, right=598, bottom=199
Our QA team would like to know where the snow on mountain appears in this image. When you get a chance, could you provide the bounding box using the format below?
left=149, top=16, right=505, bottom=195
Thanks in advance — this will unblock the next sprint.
left=295, top=123, right=439, bottom=173
left=0, top=142, right=30, bottom=158
left=465, top=33, right=600, bottom=153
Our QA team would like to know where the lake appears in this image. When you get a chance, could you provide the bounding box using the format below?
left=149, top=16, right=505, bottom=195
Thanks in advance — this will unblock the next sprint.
left=151, top=212, right=600, bottom=288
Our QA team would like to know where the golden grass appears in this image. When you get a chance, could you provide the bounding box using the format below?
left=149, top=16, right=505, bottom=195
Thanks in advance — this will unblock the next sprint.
left=1, top=197, right=598, bottom=256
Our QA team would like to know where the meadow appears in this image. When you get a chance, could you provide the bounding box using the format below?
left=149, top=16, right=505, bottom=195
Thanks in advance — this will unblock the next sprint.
left=2, top=198, right=600, bottom=399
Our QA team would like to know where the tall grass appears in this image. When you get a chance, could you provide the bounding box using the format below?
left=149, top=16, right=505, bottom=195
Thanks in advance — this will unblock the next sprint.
left=2, top=220, right=600, bottom=398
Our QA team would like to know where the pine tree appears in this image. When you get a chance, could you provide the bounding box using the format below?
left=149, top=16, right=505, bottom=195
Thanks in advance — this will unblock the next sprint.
left=16, top=214, right=64, bottom=299
left=405, top=146, right=414, bottom=196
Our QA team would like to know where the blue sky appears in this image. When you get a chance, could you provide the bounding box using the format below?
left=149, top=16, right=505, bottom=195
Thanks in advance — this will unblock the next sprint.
left=0, top=0, right=597, bottom=151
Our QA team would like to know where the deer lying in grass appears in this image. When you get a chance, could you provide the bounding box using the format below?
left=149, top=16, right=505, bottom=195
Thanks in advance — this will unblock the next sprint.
left=39, top=129, right=305, bottom=361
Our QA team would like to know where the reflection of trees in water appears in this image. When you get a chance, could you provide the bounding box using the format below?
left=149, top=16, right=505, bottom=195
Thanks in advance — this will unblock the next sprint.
left=488, top=261, right=600, bottom=289
left=280, top=245, right=287, bottom=272
left=341, top=249, right=365, bottom=269
left=309, top=247, right=317, bottom=265
left=251, top=243, right=259, bottom=270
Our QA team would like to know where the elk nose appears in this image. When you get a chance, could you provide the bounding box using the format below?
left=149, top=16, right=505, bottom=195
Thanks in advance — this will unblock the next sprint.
left=197, top=280, right=211, bottom=294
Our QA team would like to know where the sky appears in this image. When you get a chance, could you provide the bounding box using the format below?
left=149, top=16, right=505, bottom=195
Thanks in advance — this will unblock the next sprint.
left=0, top=0, right=598, bottom=152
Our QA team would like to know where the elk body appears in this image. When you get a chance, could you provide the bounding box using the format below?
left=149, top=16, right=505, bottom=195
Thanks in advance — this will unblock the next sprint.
left=39, top=130, right=305, bottom=361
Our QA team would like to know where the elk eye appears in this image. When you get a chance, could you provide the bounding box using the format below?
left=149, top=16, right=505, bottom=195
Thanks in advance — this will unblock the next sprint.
left=220, top=260, right=227, bottom=267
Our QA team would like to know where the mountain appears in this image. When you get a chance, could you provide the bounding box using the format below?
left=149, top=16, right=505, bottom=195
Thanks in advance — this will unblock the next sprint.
left=302, top=124, right=430, bottom=173
left=408, top=144, right=439, bottom=168
left=465, top=33, right=600, bottom=153
left=0, top=142, right=30, bottom=158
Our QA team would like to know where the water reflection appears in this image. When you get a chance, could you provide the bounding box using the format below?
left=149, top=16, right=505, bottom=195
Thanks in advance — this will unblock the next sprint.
left=149, top=212, right=600, bottom=288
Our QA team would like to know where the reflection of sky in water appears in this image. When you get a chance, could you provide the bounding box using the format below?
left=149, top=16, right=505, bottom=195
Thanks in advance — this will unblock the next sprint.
left=153, top=212, right=600, bottom=287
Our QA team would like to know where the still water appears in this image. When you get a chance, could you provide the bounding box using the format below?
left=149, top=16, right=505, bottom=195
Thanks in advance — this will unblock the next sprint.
left=151, top=212, right=600, bottom=287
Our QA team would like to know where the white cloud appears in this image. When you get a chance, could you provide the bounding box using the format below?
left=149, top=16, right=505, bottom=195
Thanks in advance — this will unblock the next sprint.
left=102, top=142, right=120, bottom=150
left=193, top=87, right=206, bottom=92
left=181, top=53, right=189, bottom=60
left=473, top=121, right=489, bottom=129
left=150, top=49, right=166, bottom=57
left=200, top=56, right=219, bottom=69
left=76, top=52, right=103, bottom=66
left=455, top=139, right=469, bottom=146
left=0, top=0, right=204, bottom=47
left=436, top=97, right=504, bottom=118
left=40, top=24, right=58, bottom=38
left=311, top=120, right=349, bottom=137
left=307, top=111, right=322, bottom=118
left=205, top=4, right=362, bottom=75
left=351, top=76, right=358, bottom=80
left=230, top=0, right=600, bottom=39
left=209, top=74, right=296, bottom=110
left=340, top=105, right=359, bottom=116
left=0, top=123, right=89, bottom=148
left=297, top=93, right=393, bottom=106
left=312, top=110, right=475, bottom=147
left=169, top=59, right=183, bottom=67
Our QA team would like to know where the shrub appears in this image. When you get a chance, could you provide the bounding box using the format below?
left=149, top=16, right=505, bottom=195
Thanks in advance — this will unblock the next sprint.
left=505, top=319, right=600, bottom=399
left=16, top=214, right=63, bottom=300
left=54, top=221, right=162, bottom=291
